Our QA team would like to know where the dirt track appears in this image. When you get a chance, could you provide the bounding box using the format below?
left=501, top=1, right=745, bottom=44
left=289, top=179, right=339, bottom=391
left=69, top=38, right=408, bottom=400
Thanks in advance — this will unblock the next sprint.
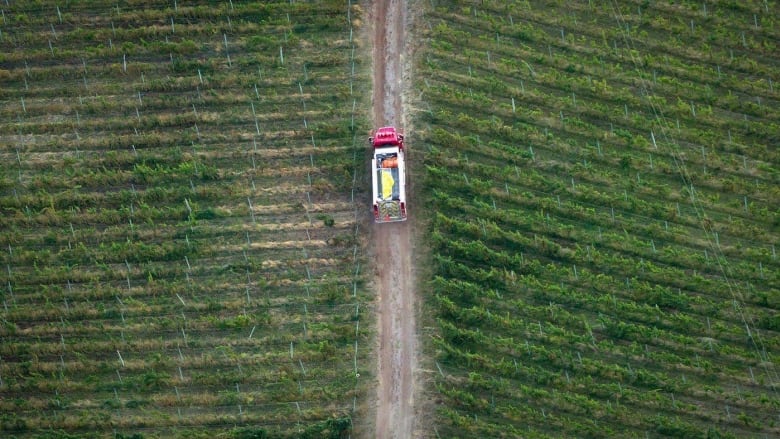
left=369, top=0, right=418, bottom=438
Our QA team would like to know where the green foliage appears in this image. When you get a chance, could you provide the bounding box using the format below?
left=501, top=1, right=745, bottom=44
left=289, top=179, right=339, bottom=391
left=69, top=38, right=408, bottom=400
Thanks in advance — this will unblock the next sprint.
left=321, top=281, right=347, bottom=304
left=33, top=431, right=103, bottom=439
left=652, top=415, right=705, bottom=438
left=316, top=214, right=336, bottom=227
left=297, top=417, right=351, bottom=439
left=419, top=0, right=780, bottom=436
left=232, top=428, right=268, bottom=439
left=0, top=413, right=28, bottom=432
left=213, top=314, right=252, bottom=330
left=195, top=207, right=220, bottom=220
left=0, top=0, right=367, bottom=437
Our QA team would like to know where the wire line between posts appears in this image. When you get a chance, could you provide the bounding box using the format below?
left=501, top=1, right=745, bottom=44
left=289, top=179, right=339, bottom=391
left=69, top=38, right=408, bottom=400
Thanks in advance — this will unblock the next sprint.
left=346, top=0, right=365, bottom=412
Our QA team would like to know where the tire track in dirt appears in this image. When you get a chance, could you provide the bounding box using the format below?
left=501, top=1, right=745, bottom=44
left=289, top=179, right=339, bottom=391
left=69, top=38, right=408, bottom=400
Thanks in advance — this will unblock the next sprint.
left=369, top=0, right=417, bottom=438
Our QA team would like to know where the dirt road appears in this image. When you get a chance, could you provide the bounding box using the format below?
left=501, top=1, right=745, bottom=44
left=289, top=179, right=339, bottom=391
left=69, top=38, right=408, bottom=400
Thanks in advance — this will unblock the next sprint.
left=369, top=0, right=418, bottom=438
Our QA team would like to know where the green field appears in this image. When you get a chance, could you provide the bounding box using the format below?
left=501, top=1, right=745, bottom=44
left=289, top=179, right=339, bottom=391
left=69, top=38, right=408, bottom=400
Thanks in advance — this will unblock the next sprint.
left=3, top=0, right=780, bottom=438
left=415, top=0, right=778, bottom=437
left=0, top=1, right=369, bottom=437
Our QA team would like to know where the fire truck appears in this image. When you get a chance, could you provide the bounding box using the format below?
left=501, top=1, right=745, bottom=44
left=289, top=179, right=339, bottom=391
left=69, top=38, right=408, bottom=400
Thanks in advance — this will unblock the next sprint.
left=369, top=126, right=407, bottom=222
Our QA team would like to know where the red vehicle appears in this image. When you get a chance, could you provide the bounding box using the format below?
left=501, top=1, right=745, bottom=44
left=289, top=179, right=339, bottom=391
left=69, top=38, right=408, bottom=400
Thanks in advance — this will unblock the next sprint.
left=369, top=126, right=407, bottom=222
